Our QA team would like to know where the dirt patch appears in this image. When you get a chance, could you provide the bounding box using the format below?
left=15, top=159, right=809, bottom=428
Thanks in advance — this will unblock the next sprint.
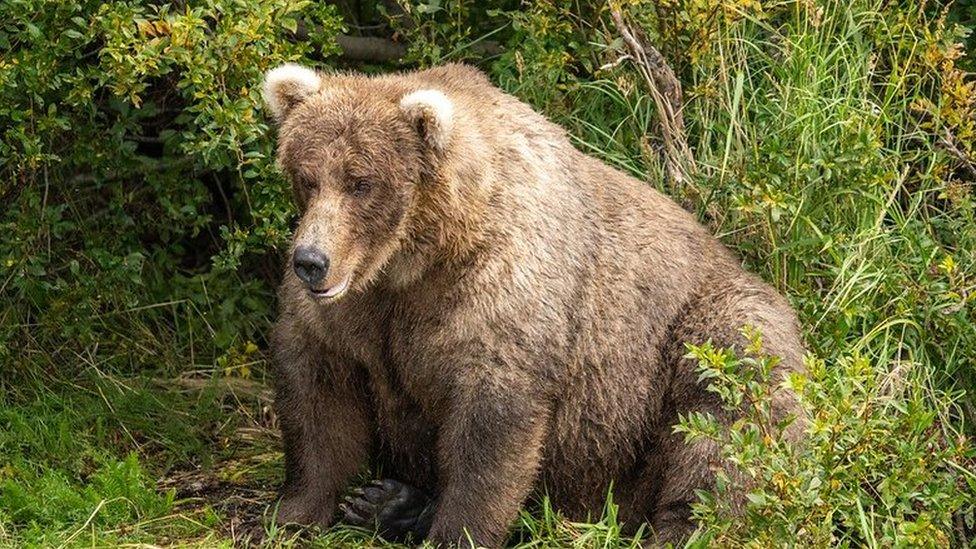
left=160, top=464, right=278, bottom=543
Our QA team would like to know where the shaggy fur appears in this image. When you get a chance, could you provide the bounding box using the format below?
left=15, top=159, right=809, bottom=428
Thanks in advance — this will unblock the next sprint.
left=264, top=63, right=805, bottom=547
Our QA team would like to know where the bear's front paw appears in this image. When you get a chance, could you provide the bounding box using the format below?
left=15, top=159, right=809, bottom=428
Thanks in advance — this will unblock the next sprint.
left=340, top=478, right=434, bottom=542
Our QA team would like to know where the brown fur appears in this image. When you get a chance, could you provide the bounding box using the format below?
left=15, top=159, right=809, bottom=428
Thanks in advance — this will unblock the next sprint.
left=265, top=63, right=805, bottom=546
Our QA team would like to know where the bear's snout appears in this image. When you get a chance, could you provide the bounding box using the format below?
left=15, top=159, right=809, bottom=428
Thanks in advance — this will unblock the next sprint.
left=293, top=246, right=330, bottom=287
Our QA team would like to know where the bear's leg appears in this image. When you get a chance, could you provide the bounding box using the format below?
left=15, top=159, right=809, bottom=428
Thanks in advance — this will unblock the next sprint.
left=272, top=321, right=373, bottom=528
left=425, top=371, right=549, bottom=548
left=646, top=277, right=806, bottom=544
left=645, top=414, right=727, bottom=545
left=341, top=478, right=435, bottom=541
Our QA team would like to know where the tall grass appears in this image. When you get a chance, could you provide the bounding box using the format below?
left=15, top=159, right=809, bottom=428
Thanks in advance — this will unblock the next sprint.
left=539, top=0, right=975, bottom=418
left=497, top=0, right=976, bottom=543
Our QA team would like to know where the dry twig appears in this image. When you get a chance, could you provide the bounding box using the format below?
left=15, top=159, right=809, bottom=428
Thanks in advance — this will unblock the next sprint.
left=609, top=8, right=697, bottom=197
left=939, top=129, right=976, bottom=181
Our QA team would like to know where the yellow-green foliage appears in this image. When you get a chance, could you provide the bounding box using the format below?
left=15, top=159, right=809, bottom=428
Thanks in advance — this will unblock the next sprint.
left=680, top=330, right=973, bottom=547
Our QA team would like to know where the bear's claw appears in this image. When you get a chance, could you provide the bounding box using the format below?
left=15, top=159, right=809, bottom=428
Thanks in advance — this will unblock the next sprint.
left=341, top=478, right=434, bottom=542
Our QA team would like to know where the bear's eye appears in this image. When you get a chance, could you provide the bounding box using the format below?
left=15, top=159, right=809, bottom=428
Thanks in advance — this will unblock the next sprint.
left=351, top=179, right=372, bottom=198
left=296, top=175, right=317, bottom=191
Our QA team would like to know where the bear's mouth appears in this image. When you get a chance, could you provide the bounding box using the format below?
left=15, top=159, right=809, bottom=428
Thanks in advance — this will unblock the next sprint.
left=309, top=276, right=351, bottom=300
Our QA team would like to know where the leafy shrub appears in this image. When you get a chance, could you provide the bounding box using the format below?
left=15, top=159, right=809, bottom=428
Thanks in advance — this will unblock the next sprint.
left=678, top=330, right=974, bottom=546
left=1, top=0, right=344, bottom=375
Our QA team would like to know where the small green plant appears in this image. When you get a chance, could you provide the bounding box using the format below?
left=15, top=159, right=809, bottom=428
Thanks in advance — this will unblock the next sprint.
left=678, top=328, right=974, bottom=547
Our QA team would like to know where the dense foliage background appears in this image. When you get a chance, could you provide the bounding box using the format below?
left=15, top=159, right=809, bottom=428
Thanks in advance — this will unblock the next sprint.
left=1, top=0, right=975, bottom=546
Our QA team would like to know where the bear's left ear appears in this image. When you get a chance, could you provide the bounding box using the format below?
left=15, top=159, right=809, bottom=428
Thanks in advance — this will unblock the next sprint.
left=400, top=89, right=454, bottom=151
left=262, top=63, right=322, bottom=122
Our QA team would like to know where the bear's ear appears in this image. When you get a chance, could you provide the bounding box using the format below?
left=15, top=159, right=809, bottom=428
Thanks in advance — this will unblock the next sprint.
left=262, top=63, right=322, bottom=122
left=400, top=89, right=454, bottom=151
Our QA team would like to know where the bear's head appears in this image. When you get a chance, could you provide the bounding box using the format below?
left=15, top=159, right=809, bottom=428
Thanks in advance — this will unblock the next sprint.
left=262, top=64, right=455, bottom=301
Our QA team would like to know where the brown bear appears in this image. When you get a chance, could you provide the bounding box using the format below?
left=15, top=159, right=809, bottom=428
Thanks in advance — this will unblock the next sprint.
left=261, top=62, right=805, bottom=547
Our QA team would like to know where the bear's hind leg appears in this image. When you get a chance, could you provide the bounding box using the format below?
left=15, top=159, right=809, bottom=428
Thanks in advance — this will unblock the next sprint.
left=646, top=274, right=806, bottom=544
left=645, top=411, right=727, bottom=545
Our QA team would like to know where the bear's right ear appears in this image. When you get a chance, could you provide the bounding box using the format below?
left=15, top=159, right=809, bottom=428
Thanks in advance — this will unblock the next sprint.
left=400, top=89, right=454, bottom=152
left=262, top=63, right=322, bottom=122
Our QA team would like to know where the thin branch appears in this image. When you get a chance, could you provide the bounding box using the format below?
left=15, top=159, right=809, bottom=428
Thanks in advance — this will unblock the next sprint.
left=336, top=34, right=407, bottom=63
left=598, top=54, right=633, bottom=72
left=609, top=8, right=697, bottom=198
left=940, top=129, right=976, bottom=181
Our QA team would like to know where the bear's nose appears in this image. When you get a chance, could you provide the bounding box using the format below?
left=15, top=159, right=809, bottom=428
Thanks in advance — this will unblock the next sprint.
left=293, top=246, right=329, bottom=286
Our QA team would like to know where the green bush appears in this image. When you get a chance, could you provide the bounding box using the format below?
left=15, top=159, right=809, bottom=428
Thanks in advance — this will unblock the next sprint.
left=1, top=0, right=974, bottom=546
left=2, top=0, right=344, bottom=374
left=678, top=330, right=973, bottom=547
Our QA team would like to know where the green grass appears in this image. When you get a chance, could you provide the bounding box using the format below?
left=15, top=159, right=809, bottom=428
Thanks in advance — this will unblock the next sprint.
left=0, top=368, right=653, bottom=547
left=2, top=0, right=975, bottom=546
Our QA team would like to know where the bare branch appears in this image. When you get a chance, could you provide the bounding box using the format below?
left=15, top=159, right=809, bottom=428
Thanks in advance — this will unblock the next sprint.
left=336, top=35, right=407, bottom=63
left=598, top=54, right=633, bottom=72
left=609, top=8, right=697, bottom=198
left=940, top=129, right=976, bottom=181
left=292, top=20, right=502, bottom=64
